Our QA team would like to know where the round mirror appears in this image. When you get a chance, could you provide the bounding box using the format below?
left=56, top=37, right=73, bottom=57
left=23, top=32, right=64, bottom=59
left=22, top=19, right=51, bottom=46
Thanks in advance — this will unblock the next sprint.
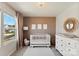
left=64, top=17, right=79, bottom=32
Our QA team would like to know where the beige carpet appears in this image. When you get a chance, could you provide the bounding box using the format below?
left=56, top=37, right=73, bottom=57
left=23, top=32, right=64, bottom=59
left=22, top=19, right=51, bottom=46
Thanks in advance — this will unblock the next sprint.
left=23, top=47, right=58, bottom=56
left=11, top=47, right=62, bottom=56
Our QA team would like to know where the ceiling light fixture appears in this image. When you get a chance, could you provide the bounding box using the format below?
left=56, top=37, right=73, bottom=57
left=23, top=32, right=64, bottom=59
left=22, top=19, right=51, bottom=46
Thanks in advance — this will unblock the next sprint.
left=35, top=2, right=47, bottom=8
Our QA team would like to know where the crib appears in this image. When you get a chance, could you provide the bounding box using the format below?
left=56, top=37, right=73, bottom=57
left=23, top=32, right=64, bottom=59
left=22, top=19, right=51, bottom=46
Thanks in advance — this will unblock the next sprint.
left=30, top=34, right=50, bottom=47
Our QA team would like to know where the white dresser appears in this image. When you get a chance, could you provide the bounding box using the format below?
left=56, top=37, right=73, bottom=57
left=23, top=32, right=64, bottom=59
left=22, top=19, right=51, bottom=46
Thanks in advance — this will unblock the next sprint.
left=56, top=34, right=79, bottom=56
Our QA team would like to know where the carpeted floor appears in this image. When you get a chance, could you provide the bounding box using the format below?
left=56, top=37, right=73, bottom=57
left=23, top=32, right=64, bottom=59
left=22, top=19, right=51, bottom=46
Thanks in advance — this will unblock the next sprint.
left=11, top=46, right=62, bottom=56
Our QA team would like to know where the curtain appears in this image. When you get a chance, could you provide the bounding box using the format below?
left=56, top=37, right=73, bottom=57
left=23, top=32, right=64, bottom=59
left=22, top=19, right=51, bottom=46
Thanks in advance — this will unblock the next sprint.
left=16, top=12, right=23, bottom=49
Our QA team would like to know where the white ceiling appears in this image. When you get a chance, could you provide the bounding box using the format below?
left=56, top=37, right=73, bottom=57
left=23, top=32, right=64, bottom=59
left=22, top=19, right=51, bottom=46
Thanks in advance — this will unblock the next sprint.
left=7, top=2, right=75, bottom=17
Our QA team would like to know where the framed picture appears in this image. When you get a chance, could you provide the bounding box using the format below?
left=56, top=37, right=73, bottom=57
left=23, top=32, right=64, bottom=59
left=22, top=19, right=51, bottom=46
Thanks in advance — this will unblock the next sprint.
left=32, top=24, right=36, bottom=30
left=23, top=26, right=28, bottom=30
left=37, top=24, right=42, bottom=29
left=43, top=24, right=47, bottom=30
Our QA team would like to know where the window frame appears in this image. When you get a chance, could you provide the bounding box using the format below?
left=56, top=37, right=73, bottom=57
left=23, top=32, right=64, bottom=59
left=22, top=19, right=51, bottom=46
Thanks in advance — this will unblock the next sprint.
left=1, top=11, right=17, bottom=46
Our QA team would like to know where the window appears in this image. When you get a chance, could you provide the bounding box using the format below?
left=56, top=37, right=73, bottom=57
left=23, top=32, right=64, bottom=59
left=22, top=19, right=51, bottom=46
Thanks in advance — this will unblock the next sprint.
left=3, top=13, right=16, bottom=43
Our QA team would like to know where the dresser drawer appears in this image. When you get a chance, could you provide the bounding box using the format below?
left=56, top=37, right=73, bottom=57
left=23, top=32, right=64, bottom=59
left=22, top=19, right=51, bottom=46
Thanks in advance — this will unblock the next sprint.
left=66, top=39, right=77, bottom=48
left=56, top=34, right=79, bottom=56
left=66, top=47, right=78, bottom=56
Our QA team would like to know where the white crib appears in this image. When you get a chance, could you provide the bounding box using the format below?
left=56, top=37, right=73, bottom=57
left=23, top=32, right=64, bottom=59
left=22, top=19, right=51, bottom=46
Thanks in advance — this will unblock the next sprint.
left=30, top=34, right=50, bottom=47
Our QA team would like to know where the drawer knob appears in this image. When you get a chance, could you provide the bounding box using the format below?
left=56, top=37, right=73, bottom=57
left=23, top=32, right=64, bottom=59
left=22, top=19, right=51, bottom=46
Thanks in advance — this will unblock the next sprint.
left=61, top=50, right=63, bottom=52
left=61, top=44, right=63, bottom=46
left=68, top=49, right=71, bottom=51
left=68, top=43, right=70, bottom=45
left=61, top=40, right=63, bottom=41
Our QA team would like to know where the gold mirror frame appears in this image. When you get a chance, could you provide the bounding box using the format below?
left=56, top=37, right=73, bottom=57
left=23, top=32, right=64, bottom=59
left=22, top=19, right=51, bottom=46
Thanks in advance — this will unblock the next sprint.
left=64, top=17, right=79, bottom=32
